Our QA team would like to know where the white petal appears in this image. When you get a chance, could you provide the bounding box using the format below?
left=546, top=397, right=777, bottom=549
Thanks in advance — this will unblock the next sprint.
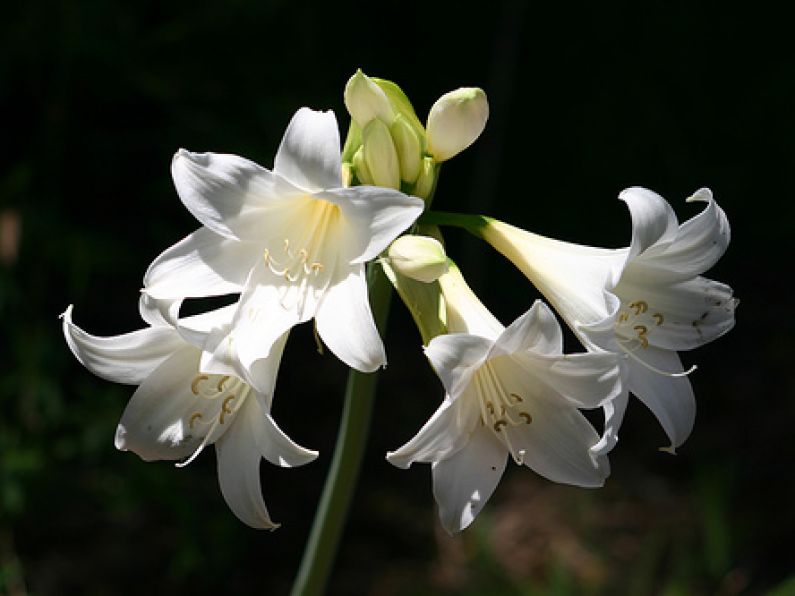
left=431, top=426, right=507, bottom=534
left=273, top=108, right=342, bottom=192
left=177, top=303, right=237, bottom=349
left=629, top=189, right=731, bottom=282
left=590, top=389, right=630, bottom=456
left=489, top=300, right=563, bottom=358
left=424, top=333, right=493, bottom=397
left=320, top=186, right=424, bottom=264
left=502, top=393, right=609, bottom=487
left=144, top=226, right=258, bottom=299
left=172, top=150, right=302, bottom=240
left=438, top=264, right=504, bottom=339
left=615, top=275, right=737, bottom=350
left=138, top=294, right=181, bottom=328
left=215, top=398, right=279, bottom=529
left=386, top=395, right=476, bottom=468
left=115, top=346, right=220, bottom=461
left=619, top=187, right=679, bottom=259
left=61, top=305, right=184, bottom=385
left=257, top=409, right=318, bottom=468
left=315, top=264, right=385, bottom=372
left=626, top=347, right=695, bottom=450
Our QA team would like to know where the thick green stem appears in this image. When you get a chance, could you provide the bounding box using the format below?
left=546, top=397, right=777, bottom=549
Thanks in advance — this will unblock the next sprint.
left=418, top=210, right=492, bottom=236
left=290, top=263, right=392, bottom=596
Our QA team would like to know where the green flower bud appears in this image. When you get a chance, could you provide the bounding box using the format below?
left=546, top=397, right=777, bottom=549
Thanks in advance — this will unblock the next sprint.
left=390, top=114, right=422, bottom=183
left=351, top=146, right=373, bottom=185
left=362, top=119, right=400, bottom=190
left=413, top=156, right=437, bottom=200
left=426, top=87, right=489, bottom=162
left=344, top=69, right=394, bottom=128
left=388, top=235, right=449, bottom=283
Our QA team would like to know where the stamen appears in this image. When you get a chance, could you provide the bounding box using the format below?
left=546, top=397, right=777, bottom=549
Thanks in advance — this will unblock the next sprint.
left=618, top=341, right=698, bottom=377
left=191, top=375, right=209, bottom=395
left=618, top=311, right=629, bottom=323
left=510, top=393, right=524, bottom=403
left=630, top=300, right=648, bottom=315
left=217, top=376, right=230, bottom=392
left=652, top=313, right=664, bottom=326
left=188, top=413, right=203, bottom=429
left=493, top=419, right=508, bottom=432
left=219, top=396, right=235, bottom=424
left=519, top=412, right=533, bottom=424
left=634, top=325, right=649, bottom=348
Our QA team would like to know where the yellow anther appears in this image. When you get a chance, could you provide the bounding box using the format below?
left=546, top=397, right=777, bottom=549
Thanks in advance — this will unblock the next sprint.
left=486, top=402, right=495, bottom=415
left=510, top=393, right=524, bottom=403
left=519, top=412, right=533, bottom=424
left=653, top=313, right=664, bottom=326
left=191, top=375, right=209, bottom=395
left=188, top=413, right=203, bottom=429
left=310, top=262, right=324, bottom=273
left=630, top=300, right=648, bottom=315
left=618, top=312, right=630, bottom=323
left=217, top=376, right=230, bottom=392
left=219, top=396, right=235, bottom=424
left=493, top=419, right=508, bottom=432
left=634, top=325, right=649, bottom=348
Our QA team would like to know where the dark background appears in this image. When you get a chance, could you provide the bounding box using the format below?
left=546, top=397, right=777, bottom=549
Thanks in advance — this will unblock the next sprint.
left=1, top=1, right=792, bottom=594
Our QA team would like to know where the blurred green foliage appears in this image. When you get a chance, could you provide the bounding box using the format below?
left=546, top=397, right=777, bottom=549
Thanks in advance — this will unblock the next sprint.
left=2, top=0, right=794, bottom=594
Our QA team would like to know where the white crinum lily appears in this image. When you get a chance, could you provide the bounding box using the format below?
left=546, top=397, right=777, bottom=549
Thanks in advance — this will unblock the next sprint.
left=143, top=108, right=424, bottom=389
left=481, top=187, right=737, bottom=453
left=387, top=265, right=622, bottom=534
left=61, top=301, right=317, bottom=530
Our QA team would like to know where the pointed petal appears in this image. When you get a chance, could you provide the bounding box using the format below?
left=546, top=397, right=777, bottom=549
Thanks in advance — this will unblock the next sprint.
left=615, top=275, right=737, bottom=350
left=273, top=108, right=342, bottom=192
left=215, top=398, right=279, bottom=529
left=489, top=300, right=563, bottom=358
left=144, top=226, right=258, bottom=299
left=628, top=189, right=731, bottom=282
left=590, top=389, right=630, bottom=456
left=626, top=347, right=696, bottom=450
left=257, top=409, right=318, bottom=468
left=315, top=264, right=385, bottom=372
left=431, top=426, right=507, bottom=534
left=61, top=305, right=184, bottom=385
left=172, top=150, right=303, bottom=240
left=320, top=186, right=424, bottom=263
left=424, top=333, right=493, bottom=397
left=114, top=346, right=222, bottom=461
left=138, top=294, right=181, bottom=328
left=502, top=394, right=609, bottom=487
left=619, top=187, right=679, bottom=259
left=387, top=394, right=477, bottom=468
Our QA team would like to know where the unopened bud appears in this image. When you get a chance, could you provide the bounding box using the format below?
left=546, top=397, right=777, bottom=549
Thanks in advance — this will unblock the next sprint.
left=344, top=69, right=394, bottom=128
left=413, top=156, right=436, bottom=200
left=362, top=119, right=400, bottom=189
left=388, top=235, right=448, bottom=283
left=390, top=114, right=422, bottom=183
left=426, top=87, right=489, bottom=162
left=351, top=146, right=373, bottom=185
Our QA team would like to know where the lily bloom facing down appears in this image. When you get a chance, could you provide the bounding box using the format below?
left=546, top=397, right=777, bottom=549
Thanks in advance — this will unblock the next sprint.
left=61, top=302, right=317, bottom=529
left=387, top=265, right=622, bottom=533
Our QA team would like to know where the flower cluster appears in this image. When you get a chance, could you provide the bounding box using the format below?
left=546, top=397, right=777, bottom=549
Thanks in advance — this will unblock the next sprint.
left=63, top=70, right=736, bottom=535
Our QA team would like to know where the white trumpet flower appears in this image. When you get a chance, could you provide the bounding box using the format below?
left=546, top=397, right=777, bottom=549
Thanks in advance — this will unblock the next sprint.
left=387, top=265, right=622, bottom=533
left=61, top=302, right=317, bottom=529
left=481, top=187, right=737, bottom=452
left=143, top=108, right=424, bottom=387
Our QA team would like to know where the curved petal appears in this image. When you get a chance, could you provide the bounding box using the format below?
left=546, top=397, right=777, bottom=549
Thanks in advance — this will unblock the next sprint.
left=619, top=187, right=679, bottom=259
left=138, top=294, right=181, bottom=328
left=387, top=395, right=476, bottom=468
left=629, top=189, right=731, bottom=282
left=431, top=425, right=507, bottom=534
left=626, top=347, right=696, bottom=451
left=590, top=388, right=630, bottom=456
left=315, top=263, right=385, bottom=373
left=144, top=226, right=258, bottom=299
left=257, top=409, right=318, bottom=468
left=615, top=275, right=737, bottom=351
left=321, top=186, right=424, bottom=264
left=172, top=150, right=303, bottom=240
left=215, top=398, right=279, bottom=530
left=62, top=305, right=184, bottom=385
left=502, top=393, right=609, bottom=487
left=489, top=300, right=563, bottom=359
left=273, top=108, right=342, bottom=192
left=424, top=333, right=493, bottom=397
left=178, top=303, right=237, bottom=350
left=114, top=345, right=222, bottom=461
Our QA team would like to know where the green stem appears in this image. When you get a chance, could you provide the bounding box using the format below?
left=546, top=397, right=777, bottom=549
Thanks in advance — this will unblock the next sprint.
left=290, top=263, right=393, bottom=596
left=417, top=210, right=492, bottom=237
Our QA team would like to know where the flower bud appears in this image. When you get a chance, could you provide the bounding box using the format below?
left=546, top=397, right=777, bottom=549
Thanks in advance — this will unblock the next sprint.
left=413, top=156, right=436, bottom=200
left=362, top=118, right=400, bottom=189
left=426, top=87, right=489, bottom=162
left=344, top=69, right=394, bottom=128
left=351, top=146, right=373, bottom=185
left=388, top=235, right=449, bottom=283
left=390, top=114, right=422, bottom=183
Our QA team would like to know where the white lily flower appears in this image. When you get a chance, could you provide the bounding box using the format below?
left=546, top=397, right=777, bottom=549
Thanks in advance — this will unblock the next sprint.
left=143, top=108, right=424, bottom=386
left=387, top=265, right=622, bottom=534
left=61, top=302, right=318, bottom=530
left=481, top=187, right=737, bottom=452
